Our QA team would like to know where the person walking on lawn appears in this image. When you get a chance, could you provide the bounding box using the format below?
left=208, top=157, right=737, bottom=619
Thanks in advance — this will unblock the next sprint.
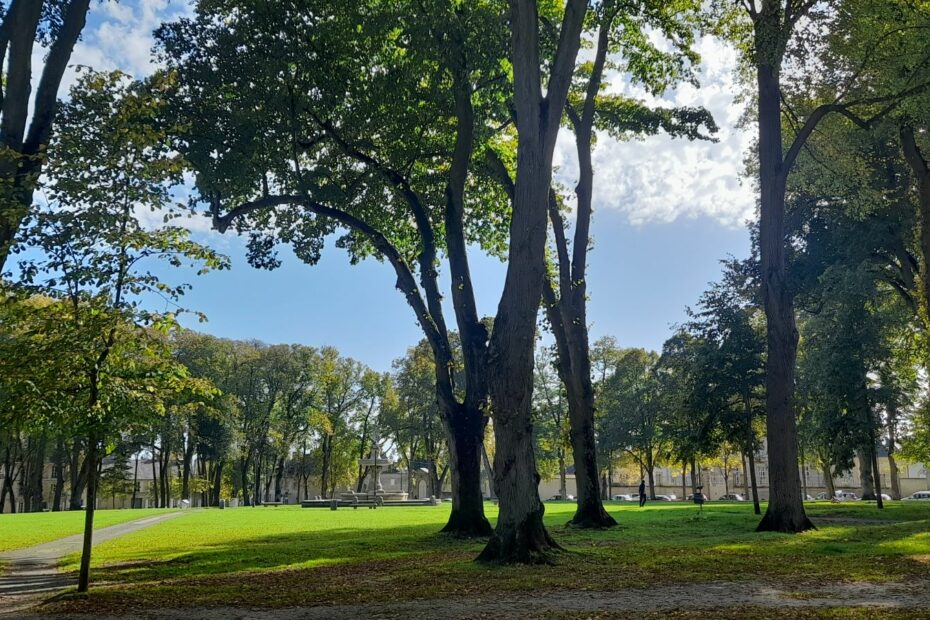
left=639, top=479, right=647, bottom=507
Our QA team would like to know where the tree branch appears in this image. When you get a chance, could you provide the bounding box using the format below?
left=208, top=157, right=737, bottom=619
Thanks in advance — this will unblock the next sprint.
left=313, top=116, right=449, bottom=345
left=210, top=192, right=455, bottom=411
left=543, top=0, right=589, bottom=139
left=783, top=80, right=930, bottom=173
left=24, top=0, right=93, bottom=154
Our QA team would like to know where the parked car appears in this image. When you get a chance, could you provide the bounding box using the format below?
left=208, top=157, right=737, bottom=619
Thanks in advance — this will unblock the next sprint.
left=903, top=491, right=930, bottom=501
left=718, top=494, right=745, bottom=501
left=833, top=490, right=859, bottom=501
left=654, top=494, right=674, bottom=501
left=612, top=494, right=637, bottom=501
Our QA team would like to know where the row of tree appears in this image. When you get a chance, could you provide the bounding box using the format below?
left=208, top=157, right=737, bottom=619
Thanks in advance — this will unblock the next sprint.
left=0, top=328, right=458, bottom=512
left=5, top=0, right=930, bottom=588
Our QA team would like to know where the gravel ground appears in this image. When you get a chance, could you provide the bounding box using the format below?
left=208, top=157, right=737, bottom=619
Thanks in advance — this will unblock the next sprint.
left=12, top=579, right=930, bottom=619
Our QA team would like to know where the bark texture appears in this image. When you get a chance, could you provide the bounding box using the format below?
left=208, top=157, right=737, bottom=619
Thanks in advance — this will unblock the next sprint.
left=479, top=0, right=588, bottom=563
left=753, top=16, right=812, bottom=531
left=539, top=9, right=617, bottom=529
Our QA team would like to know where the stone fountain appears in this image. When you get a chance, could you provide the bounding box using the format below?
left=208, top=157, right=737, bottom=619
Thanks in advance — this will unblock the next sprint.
left=302, top=425, right=439, bottom=509
left=347, top=426, right=408, bottom=502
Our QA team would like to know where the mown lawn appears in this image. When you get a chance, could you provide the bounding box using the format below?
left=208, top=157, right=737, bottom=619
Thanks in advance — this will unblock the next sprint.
left=43, top=500, right=930, bottom=614
left=0, top=508, right=167, bottom=553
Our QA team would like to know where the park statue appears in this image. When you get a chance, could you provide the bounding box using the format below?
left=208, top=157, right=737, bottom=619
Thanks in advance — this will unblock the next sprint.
left=359, top=425, right=391, bottom=494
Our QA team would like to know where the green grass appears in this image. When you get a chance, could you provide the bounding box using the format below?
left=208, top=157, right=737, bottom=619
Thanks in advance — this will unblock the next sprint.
left=0, top=508, right=168, bottom=553
left=41, top=500, right=930, bottom=615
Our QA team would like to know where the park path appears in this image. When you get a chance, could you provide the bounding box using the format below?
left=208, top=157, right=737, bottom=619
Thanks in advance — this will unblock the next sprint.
left=15, top=579, right=930, bottom=619
left=0, top=511, right=185, bottom=612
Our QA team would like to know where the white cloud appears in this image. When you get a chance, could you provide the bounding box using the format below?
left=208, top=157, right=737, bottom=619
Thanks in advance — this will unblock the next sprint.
left=67, top=0, right=193, bottom=83
left=554, top=36, right=757, bottom=228
left=58, top=6, right=755, bottom=231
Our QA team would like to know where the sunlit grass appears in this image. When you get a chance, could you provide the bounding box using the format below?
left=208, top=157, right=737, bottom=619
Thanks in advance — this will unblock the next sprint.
left=34, top=500, right=930, bottom=613
left=0, top=508, right=166, bottom=553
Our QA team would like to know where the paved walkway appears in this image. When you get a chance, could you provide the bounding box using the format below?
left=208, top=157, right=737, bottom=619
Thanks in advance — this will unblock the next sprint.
left=0, top=511, right=185, bottom=609
left=15, top=580, right=930, bottom=619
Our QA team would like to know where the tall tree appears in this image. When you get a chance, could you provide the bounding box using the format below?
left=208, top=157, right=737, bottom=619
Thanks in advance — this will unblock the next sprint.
left=685, top=259, right=766, bottom=513
left=477, top=0, right=588, bottom=563
left=532, top=346, right=570, bottom=501
left=14, top=71, right=223, bottom=591
left=156, top=0, right=511, bottom=537
left=598, top=348, right=671, bottom=500
left=539, top=0, right=714, bottom=528
left=727, top=0, right=930, bottom=532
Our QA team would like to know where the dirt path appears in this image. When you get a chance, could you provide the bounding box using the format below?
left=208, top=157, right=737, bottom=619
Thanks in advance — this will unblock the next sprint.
left=19, top=579, right=930, bottom=619
left=0, top=511, right=185, bottom=614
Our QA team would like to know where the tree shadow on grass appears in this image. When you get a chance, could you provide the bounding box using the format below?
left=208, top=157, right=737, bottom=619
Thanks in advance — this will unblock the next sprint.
left=83, top=521, right=482, bottom=585
left=38, top=505, right=930, bottom=615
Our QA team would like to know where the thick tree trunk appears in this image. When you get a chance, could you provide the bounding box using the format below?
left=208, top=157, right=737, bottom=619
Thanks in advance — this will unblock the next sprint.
left=886, top=410, right=901, bottom=499
left=152, top=453, right=160, bottom=508
left=479, top=0, right=586, bottom=563
left=263, top=464, right=273, bottom=502
left=0, top=452, right=15, bottom=513
left=800, top=450, right=808, bottom=500
left=561, top=360, right=615, bottom=527
left=427, top=459, right=439, bottom=497
left=607, top=453, right=614, bottom=498
left=160, top=444, right=171, bottom=508
left=320, top=437, right=331, bottom=500
left=755, top=62, right=812, bottom=534
left=543, top=14, right=616, bottom=529
left=0, top=0, right=93, bottom=272
left=436, top=58, right=493, bottom=537
left=478, top=399, right=557, bottom=562
left=253, top=451, right=262, bottom=505
left=544, top=276, right=612, bottom=526
left=441, top=407, right=492, bottom=537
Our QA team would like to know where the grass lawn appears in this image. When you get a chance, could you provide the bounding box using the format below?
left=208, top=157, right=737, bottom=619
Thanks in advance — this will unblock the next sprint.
left=42, top=500, right=930, bottom=616
left=0, top=508, right=168, bottom=553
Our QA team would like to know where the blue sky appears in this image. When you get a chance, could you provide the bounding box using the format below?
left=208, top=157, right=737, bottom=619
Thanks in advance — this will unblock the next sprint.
left=54, top=1, right=756, bottom=372
left=167, top=212, right=750, bottom=372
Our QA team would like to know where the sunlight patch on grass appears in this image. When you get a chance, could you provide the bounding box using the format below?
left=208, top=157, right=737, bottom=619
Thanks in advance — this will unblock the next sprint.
left=26, top=500, right=930, bottom=613
left=0, top=508, right=167, bottom=552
